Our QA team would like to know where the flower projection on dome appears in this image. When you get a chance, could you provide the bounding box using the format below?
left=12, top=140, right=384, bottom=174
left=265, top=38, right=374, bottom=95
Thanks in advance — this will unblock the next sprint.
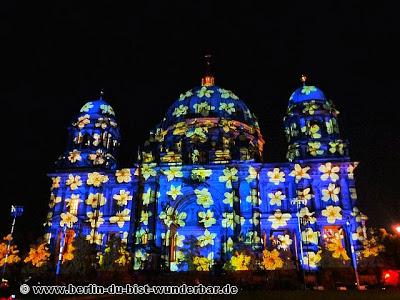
left=45, top=73, right=366, bottom=273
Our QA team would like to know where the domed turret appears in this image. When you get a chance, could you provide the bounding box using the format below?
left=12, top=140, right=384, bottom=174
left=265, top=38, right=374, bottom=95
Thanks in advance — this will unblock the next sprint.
left=283, top=75, right=349, bottom=162
left=140, top=57, right=264, bottom=165
left=56, top=92, right=121, bottom=170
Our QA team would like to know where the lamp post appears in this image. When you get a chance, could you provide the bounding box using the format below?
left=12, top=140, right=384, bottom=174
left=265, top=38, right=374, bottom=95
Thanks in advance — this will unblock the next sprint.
left=291, top=197, right=307, bottom=289
left=1, top=205, right=24, bottom=281
left=346, top=220, right=361, bottom=289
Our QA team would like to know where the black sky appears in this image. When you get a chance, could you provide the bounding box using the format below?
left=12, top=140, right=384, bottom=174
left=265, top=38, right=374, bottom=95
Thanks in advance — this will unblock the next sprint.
left=1, top=1, right=399, bottom=248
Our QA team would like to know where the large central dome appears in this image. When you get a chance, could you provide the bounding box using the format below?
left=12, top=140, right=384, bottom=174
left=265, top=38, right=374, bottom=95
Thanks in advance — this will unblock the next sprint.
left=162, top=84, right=259, bottom=129
left=141, top=75, right=265, bottom=165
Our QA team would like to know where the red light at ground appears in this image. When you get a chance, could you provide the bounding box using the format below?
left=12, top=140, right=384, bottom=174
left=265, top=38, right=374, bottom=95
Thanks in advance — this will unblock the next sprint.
left=382, top=270, right=399, bottom=286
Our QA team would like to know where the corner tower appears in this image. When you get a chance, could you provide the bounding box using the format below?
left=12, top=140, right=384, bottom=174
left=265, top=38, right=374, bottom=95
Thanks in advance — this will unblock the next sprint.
left=55, top=92, right=121, bottom=170
left=283, top=75, right=349, bottom=162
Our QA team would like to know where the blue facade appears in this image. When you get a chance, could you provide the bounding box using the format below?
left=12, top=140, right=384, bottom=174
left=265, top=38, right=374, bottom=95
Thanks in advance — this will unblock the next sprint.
left=44, top=76, right=367, bottom=272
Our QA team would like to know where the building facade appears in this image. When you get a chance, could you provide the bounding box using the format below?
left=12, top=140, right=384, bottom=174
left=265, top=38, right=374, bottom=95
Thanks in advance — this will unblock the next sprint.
left=44, top=72, right=367, bottom=272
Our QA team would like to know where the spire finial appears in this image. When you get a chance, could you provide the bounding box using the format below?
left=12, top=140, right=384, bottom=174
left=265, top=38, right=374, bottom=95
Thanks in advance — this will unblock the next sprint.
left=201, top=54, right=215, bottom=87
left=99, top=89, right=104, bottom=100
left=300, top=74, right=307, bottom=86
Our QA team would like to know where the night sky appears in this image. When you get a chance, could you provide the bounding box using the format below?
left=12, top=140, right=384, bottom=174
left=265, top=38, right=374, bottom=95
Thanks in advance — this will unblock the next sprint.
left=1, top=1, right=399, bottom=249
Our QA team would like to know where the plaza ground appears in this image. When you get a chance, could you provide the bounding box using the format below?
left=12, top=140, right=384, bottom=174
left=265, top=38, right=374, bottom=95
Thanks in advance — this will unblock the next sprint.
left=18, top=289, right=398, bottom=300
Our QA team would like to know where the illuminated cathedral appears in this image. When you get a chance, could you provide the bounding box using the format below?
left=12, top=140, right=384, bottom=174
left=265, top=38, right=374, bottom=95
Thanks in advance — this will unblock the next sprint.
left=44, top=66, right=368, bottom=272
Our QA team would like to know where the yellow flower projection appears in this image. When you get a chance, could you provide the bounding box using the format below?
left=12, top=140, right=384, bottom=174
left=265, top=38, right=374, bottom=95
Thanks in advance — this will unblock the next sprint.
left=65, top=194, right=81, bottom=214
left=246, top=166, right=258, bottom=182
left=197, top=229, right=217, bottom=247
left=115, top=168, right=132, bottom=183
left=100, top=104, right=115, bottom=115
left=327, top=237, right=350, bottom=261
left=197, top=87, right=215, bottom=98
left=193, top=253, right=213, bottom=271
left=319, top=162, right=340, bottom=182
left=159, top=207, right=187, bottom=227
left=268, top=210, right=291, bottom=229
left=136, top=164, right=157, bottom=180
left=60, top=212, right=78, bottom=228
left=49, top=193, right=62, bottom=208
left=166, top=185, right=183, bottom=200
left=193, top=101, right=215, bottom=116
left=307, top=142, right=323, bottom=156
left=246, top=189, right=259, bottom=205
left=68, top=149, right=82, bottom=163
left=219, top=102, right=235, bottom=114
left=219, top=88, right=239, bottom=99
left=301, top=228, right=319, bottom=245
left=62, top=231, right=76, bottom=263
left=24, top=243, right=50, bottom=267
left=347, top=163, right=356, bottom=180
left=321, top=183, right=340, bottom=202
left=230, top=252, right=251, bottom=271
left=219, top=167, right=239, bottom=188
left=329, top=141, right=344, bottom=155
left=177, top=90, right=192, bottom=101
left=289, top=164, right=310, bottom=183
left=352, top=226, right=365, bottom=241
left=268, top=191, right=286, bottom=206
left=351, top=207, right=368, bottom=223
left=321, top=205, right=342, bottom=224
left=0, top=235, right=20, bottom=267
left=85, top=193, right=106, bottom=208
left=174, top=233, right=185, bottom=247
left=113, top=190, right=133, bottom=206
left=87, top=172, right=109, bottom=187
left=361, top=236, right=384, bottom=258
left=51, top=176, right=61, bottom=189
left=172, top=122, right=187, bottom=135
left=223, top=237, right=234, bottom=252
left=302, top=102, right=319, bottom=115
left=139, top=210, right=152, bottom=226
left=115, top=246, right=132, bottom=266
left=141, top=188, right=154, bottom=206
left=295, top=190, right=312, bottom=208
left=267, top=168, right=285, bottom=185
left=222, top=212, right=244, bottom=230
left=303, top=251, right=322, bottom=268
left=86, top=230, right=103, bottom=245
left=195, top=188, right=214, bottom=208
left=223, top=191, right=235, bottom=207
left=249, top=212, right=261, bottom=226
left=198, top=210, right=216, bottom=228
left=308, top=124, right=321, bottom=138
left=66, top=174, right=82, bottom=190
left=109, top=208, right=131, bottom=228
left=80, top=102, right=93, bottom=112
left=43, top=212, right=53, bottom=227
left=172, top=104, right=189, bottom=117
left=163, top=166, right=183, bottom=181
left=191, top=168, right=212, bottom=181
left=220, top=119, right=236, bottom=133
left=86, top=210, right=104, bottom=228
left=262, top=249, right=284, bottom=270
left=277, top=234, right=292, bottom=250
left=296, top=207, right=316, bottom=224
left=75, top=114, right=90, bottom=129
